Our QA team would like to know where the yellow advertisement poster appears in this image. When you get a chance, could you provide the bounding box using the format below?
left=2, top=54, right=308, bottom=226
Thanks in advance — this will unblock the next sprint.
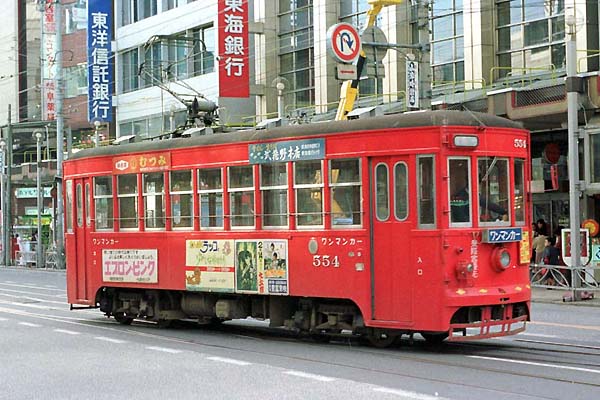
left=185, top=240, right=235, bottom=292
left=519, top=230, right=530, bottom=265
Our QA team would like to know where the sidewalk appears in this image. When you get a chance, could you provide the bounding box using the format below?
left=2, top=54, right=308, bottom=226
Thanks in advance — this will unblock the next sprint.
left=532, top=287, right=599, bottom=307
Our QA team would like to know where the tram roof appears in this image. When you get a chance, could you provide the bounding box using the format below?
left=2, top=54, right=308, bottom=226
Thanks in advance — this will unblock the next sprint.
left=70, top=110, right=523, bottom=160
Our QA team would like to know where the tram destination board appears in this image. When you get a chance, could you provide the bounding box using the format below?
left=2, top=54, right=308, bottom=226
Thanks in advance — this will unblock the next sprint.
left=482, top=227, right=523, bottom=243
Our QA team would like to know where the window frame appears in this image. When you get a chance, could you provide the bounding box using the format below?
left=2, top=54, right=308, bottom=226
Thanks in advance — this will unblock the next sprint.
left=477, top=157, right=511, bottom=227
left=394, top=161, right=409, bottom=221
left=417, top=155, right=436, bottom=228
left=117, top=174, right=139, bottom=230
left=329, top=158, right=362, bottom=228
left=228, top=165, right=255, bottom=229
left=448, top=157, right=472, bottom=228
left=375, top=163, right=390, bottom=222
left=260, top=163, right=289, bottom=229
left=93, top=176, right=114, bottom=231
left=170, top=169, right=194, bottom=230
left=142, top=172, right=166, bottom=230
left=198, top=168, right=224, bottom=229
left=293, top=160, right=324, bottom=228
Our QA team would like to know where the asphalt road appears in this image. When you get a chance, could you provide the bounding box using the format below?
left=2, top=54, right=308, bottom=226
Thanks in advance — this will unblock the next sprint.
left=1, top=268, right=599, bottom=400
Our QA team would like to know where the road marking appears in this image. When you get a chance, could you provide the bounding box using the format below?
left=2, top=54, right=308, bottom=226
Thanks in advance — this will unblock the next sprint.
left=206, top=356, right=251, bottom=366
left=530, top=321, right=600, bottom=332
left=467, top=355, right=600, bottom=374
left=54, top=328, right=80, bottom=335
left=146, top=346, right=182, bottom=354
left=513, top=333, right=558, bottom=339
left=0, top=317, right=8, bottom=321
left=0, top=282, right=65, bottom=293
left=44, top=285, right=57, bottom=288
left=94, top=336, right=126, bottom=344
left=0, top=287, right=68, bottom=301
left=19, top=322, right=41, bottom=327
left=373, top=387, right=449, bottom=400
left=0, top=292, right=66, bottom=305
left=283, top=370, right=336, bottom=382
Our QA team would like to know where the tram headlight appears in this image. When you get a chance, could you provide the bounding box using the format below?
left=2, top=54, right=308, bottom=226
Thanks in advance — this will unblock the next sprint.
left=492, top=247, right=511, bottom=272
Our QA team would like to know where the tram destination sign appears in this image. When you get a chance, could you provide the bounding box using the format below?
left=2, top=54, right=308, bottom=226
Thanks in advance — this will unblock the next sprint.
left=482, top=227, right=523, bottom=243
left=249, top=138, right=325, bottom=164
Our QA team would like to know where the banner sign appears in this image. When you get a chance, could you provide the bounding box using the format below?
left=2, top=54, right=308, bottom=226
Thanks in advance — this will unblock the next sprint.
left=249, top=138, right=325, bottom=164
left=102, top=249, right=158, bottom=283
left=15, top=187, right=53, bottom=199
left=482, top=227, right=523, bottom=243
left=406, top=59, right=419, bottom=109
left=218, top=0, right=249, bottom=97
left=87, top=0, right=113, bottom=122
left=112, top=153, right=171, bottom=174
left=41, top=0, right=56, bottom=120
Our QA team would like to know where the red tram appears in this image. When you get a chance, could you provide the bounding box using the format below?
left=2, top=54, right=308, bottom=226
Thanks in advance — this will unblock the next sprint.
left=64, top=110, right=531, bottom=346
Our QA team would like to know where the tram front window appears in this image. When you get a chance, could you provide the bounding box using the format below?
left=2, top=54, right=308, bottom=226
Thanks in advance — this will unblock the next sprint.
left=449, top=158, right=471, bottom=225
left=478, top=157, right=509, bottom=225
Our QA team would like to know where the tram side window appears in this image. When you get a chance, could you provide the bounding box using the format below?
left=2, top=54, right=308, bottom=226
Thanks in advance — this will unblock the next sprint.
left=514, top=159, right=525, bottom=225
left=76, top=183, right=83, bottom=228
left=449, top=158, right=471, bottom=225
left=117, top=174, right=138, bottom=229
left=94, top=176, right=113, bottom=230
left=478, top=157, right=509, bottom=224
left=143, top=172, right=165, bottom=229
left=394, top=162, right=408, bottom=221
left=229, top=166, right=254, bottom=227
left=294, top=160, right=323, bottom=227
left=66, top=180, right=73, bottom=232
left=417, top=155, right=436, bottom=227
left=170, top=170, right=193, bottom=229
left=85, top=183, right=91, bottom=227
left=261, top=163, right=288, bottom=227
left=330, top=159, right=361, bottom=226
left=198, top=168, right=223, bottom=228
left=375, top=163, right=389, bottom=221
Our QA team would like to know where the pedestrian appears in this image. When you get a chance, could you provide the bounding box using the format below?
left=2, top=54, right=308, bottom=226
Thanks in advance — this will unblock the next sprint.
left=541, top=236, right=561, bottom=286
left=532, top=228, right=547, bottom=265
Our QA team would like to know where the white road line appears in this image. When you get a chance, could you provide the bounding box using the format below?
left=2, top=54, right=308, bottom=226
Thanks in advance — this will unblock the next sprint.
left=0, top=317, right=8, bottom=321
left=94, top=336, right=127, bottom=344
left=0, top=287, right=68, bottom=301
left=206, top=356, right=251, bottom=366
left=54, top=328, right=80, bottom=335
left=18, top=322, right=41, bottom=327
left=0, top=283, right=65, bottom=292
left=146, top=346, right=183, bottom=354
left=283, top=370, right=336, bottom=382
left=517, top=333, right=558, bottom=339
left=0, top=292, right=67, bottom=305
left=467, top=355, right=600, bottom=375
left=373, top=387, right=449, bottom=400
left=43, top=285, right=57, bottom=288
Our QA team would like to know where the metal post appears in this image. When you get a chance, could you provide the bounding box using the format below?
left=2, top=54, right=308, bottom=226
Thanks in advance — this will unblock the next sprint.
left=169, top=105, right=176, bottom=131
left=0, top=138, right=6, bottom=266
left=6, top=105, right=13, bottom=266
left=94, top=120, right=101, bottom=147
left=35, top=130, right=44, bottom=268
left=55, top=0, right=65, bottom=269
left=566, top=15, right=581, bottom=300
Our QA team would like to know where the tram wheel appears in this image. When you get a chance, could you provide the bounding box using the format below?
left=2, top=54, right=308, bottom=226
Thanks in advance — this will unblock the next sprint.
left=114, top=313, right=134, bottom=325
left=366, top=330, right=396, bottom=348
left=421, top=332, right=448, bottom=345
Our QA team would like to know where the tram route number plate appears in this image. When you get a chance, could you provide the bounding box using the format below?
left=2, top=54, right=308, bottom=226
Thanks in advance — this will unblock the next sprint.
left=482, top=228, right=522, bottom=243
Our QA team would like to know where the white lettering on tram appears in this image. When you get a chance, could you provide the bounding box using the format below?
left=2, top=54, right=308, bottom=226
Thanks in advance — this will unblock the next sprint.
left=470, top=239, right=479, bottom=278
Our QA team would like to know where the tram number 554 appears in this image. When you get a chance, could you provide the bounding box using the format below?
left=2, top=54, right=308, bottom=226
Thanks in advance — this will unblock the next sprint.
left=313, top=255, right=340, bottom=268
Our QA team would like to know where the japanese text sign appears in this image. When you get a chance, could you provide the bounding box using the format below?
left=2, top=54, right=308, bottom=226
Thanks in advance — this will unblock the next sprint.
left=218, top=0, right=249, bottom=98
left=249, top=138, right=325, bottom=164
left=42, top=0, right=56, bottom=121
left=112, top=152, right=171, bottom=174
left=87, top=0, right=113, bottom=122
left=482, top=227, right=523, bottom=243
left=102, top=249, right=158, bottom=283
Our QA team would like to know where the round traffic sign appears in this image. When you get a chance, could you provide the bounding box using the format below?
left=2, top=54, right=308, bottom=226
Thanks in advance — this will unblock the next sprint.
left=326, top=23, right=361, bottom=63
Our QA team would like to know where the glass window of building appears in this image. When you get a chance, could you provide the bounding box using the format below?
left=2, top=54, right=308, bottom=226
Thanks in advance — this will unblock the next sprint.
left=193, top=25, right=215, bottom=76
left=430, top=0, right=464, bottom=87
left=339, top=1, right=383, bottom=99
left=166, top=35, right=189, bottom=80
left=229, top=166, right=255, bottom=227
left=143, top=172, right=165, bottom=229
left=478, top=157, right=509, bottom=225
left=199, top=168, right=223, bottom=228
left=330, top=159, right=361, bottom=226
left=279, top=0, right=314, bottom=112
left=171, top=170, right=193, bottom=229
left=118, top=174, right=138, bottom=229
left=143, top=42, right=162, bottom=88
left=294, top=160, right=323, bottom=227
left=64, top=63, right=88, bottom=98
left=94, top=176, right=113, bottom=230
left=496, top=0, right=565, bottom=80
left=121, top=49, right=139, bottom=93
left=261, top=163, right=288, bottom=227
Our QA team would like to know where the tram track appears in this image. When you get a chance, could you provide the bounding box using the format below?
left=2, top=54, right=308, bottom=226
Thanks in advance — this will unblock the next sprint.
left=7, top=304, right=598, bottom=397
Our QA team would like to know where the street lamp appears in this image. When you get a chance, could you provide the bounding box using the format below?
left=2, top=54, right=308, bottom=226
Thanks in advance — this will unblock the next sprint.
left=33, top=129, right=44, bottom=268
left=276, top=82, right=285, bottom=119
left=0, top=138, right=6, bottom=266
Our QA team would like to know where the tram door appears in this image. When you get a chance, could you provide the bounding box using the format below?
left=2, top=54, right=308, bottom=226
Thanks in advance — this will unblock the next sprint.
left=371, top=158, right=412, bottom=322
left=73, top=179, right=91, bottom=301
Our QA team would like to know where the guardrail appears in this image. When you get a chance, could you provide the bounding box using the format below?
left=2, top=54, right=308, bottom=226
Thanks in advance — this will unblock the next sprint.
left=530, top=263, right=599, bottom=293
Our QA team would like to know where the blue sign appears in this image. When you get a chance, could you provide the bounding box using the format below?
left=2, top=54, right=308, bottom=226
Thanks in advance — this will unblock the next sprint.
left=482, top=228, right=523, bottom=243
left=249, top=138, right=325, bottom=164
left=87, top=0, right=112, bottom=122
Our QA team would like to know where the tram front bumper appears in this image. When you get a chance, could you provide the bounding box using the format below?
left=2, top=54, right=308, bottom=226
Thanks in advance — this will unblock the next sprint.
left=447, top=303, right=528, bottom=341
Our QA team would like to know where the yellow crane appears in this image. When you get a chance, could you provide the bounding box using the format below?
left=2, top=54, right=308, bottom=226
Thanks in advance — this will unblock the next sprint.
left=335, top=0, right=403, bottom=121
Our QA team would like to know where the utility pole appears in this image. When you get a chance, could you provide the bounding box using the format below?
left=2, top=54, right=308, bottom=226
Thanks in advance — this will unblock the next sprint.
left=5, top=105, right=13, bottom=266
left=55, top=0, right=65, bottom=269
left=416, top=0, right=431, bottom=109
left=565, top=14, right=582, bottom=300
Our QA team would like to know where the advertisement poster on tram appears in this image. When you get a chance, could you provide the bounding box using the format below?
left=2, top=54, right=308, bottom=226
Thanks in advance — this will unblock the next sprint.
left=235, top=240, right=288, bottom=295
left=102, top=249, right=158, bottom=283
left=185, top=240, right=235, bottom=292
